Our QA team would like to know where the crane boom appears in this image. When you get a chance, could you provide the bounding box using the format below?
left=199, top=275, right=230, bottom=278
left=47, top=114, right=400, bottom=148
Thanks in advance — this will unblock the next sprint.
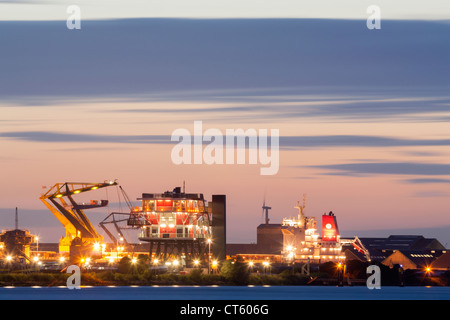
left=119, top=186, right=133, bottom=210
left=40, top=181, right=118, bottom=253
left=99, top=212, right=132, bottom=245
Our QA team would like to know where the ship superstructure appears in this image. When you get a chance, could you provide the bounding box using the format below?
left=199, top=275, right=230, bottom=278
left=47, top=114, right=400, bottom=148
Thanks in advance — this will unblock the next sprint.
left=281, top=196, right=345, bottom=263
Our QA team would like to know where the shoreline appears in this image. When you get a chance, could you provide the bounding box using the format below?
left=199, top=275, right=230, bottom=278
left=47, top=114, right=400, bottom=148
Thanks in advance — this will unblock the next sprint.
left=0, top=272, right=444, bottom=288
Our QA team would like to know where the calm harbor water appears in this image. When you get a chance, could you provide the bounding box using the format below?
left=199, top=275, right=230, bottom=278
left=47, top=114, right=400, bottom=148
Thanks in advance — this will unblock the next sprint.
left=0, top=285, right=449, bottom=300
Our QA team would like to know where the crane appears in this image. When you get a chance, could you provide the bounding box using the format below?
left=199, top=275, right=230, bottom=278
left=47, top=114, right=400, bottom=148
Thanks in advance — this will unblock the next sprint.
left=40, top=181, right=118, bottom=255
left=98, top=185, right=140, bottom=245
left=351, top=236, right=371, bottom=261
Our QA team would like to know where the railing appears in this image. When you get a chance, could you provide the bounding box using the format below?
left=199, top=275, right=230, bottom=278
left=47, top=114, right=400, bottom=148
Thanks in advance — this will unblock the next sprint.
left=138, top=230, right=209, bottom=240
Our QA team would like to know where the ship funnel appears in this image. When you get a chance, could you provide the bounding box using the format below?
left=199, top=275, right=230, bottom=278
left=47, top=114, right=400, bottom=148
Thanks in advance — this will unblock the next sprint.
left=173, top=187, right=181, bottom=194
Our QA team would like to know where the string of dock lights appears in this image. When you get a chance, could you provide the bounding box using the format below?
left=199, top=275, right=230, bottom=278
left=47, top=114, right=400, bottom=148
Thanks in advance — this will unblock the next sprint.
left=3, top=254, right=62, bottom=263
left=2, top=254, right=67, bottom=269
left=51, top=180, right=116, bottom=198
left=245, top=260, right=271, bottom=274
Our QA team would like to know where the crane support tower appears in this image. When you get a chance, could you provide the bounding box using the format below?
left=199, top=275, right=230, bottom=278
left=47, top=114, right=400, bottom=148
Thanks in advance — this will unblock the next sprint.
left=40, top=181, right=117, bottom=262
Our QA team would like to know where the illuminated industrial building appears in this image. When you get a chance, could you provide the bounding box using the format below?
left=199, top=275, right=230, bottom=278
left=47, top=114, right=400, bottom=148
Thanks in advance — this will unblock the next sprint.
left=135, top=188, right=211, bottom=241
left=9, top=181, right=443, bottom=273
left=0, top=208, right=36, bottom=265
left=343, top=235, right=447, bottom=263
left=37, top=180, right=227, bottom=269
left=127, top=187, right=226, bottom=265
left=227, top=196, right=346, bottom=264
left=0, top=229, right=36, bottom=265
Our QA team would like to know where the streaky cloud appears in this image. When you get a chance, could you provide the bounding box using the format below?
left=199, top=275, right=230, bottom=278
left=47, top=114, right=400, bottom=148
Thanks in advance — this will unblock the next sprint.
left=3, top=131, right=450, bottom=150
left=1, top=18, right=449, bottom=101
left=279, top=135, right=450, bottom=148
left=403, top=178, right=450, bottom=184
left=307, top=162, right=450, bottom=176
left=107, top=94, right=450, bottom=123
left=0, top=131, right=170, bottom=144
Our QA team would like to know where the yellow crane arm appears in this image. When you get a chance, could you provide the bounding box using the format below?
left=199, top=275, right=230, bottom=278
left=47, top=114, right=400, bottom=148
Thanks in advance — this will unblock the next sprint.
left=40, top=181, right=118, bottom=241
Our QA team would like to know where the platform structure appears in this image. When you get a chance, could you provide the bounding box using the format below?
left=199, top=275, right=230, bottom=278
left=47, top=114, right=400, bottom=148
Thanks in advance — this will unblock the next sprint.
left=128, top=187, right=226, bottom=265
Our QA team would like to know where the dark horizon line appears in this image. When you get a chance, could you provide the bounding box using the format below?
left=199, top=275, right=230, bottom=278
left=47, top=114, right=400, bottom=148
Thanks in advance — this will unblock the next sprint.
left=2, top=17, right=450, bottom=23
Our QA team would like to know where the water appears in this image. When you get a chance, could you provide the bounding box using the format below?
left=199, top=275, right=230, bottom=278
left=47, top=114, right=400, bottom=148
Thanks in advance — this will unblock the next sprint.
left=0, top=285, right=449, bottom=300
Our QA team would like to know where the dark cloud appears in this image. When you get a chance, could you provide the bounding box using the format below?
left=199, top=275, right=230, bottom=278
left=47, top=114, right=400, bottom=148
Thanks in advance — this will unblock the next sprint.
left=52, top=146, right=136, bottom=152
left=0, top=18, right=449, bottom=102
left=288, top=98, right=450, bottom=122
left=113, top=106, right=257, bottom=114
left=0, top=131, right=170, bottom=144
left=3, top=131, right=450, bottom=152
left=2, top=18, right=449, bottom=124
left=307, top=162, right=450, bottom=176
left=279, top=135, right=450, bottom=149
left=400, top=150, right=443, bottom=157
left=403, top=178, right=450, bottom=184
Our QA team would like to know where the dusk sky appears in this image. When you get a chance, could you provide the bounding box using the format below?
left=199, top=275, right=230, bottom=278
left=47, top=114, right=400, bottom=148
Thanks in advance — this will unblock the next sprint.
left=1, top=1, right=449, bottom=247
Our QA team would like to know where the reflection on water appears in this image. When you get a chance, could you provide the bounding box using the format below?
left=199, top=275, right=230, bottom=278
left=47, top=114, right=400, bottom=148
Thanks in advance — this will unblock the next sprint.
left=0, top=285, right=449, bottom=300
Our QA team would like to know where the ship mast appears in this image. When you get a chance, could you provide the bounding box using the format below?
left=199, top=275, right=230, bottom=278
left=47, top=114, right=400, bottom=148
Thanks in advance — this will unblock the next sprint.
left=295, top=194, right=306, bottom=228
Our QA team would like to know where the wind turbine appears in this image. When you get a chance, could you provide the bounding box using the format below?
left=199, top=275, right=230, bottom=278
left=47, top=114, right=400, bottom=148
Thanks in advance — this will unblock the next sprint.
left=262, top=196, right=272, bottom=225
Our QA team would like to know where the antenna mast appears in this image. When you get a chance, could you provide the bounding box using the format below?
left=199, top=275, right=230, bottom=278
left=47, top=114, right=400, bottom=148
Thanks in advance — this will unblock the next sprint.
left=295, top=193, right=307, bottom=228
left=15, top=207, right=18, bottom=230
